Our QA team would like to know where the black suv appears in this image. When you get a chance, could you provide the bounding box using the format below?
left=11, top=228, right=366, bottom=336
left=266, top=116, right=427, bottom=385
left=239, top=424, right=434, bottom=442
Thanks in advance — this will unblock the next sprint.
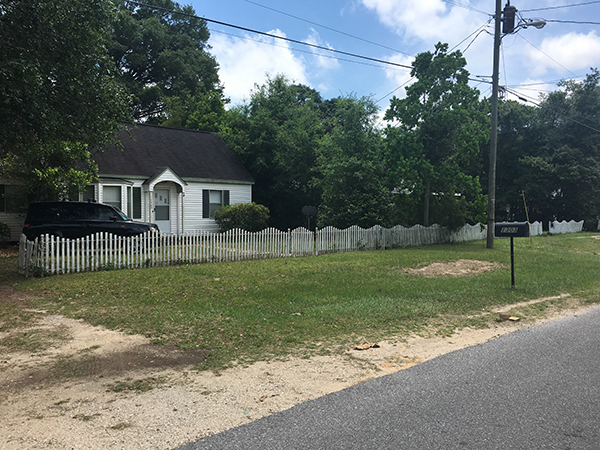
left=23, top=201, right=158, bottom=241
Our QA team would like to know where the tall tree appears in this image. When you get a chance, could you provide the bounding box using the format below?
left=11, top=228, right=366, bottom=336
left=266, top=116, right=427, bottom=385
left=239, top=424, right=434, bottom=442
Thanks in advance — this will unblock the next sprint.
left=384, top=43, right=488, bottom=228
left=525, top=70, right=600, bottom=223
left=315, top=96, right=394, bottom=229
left=0, top=0, right=129, bottom=201
left=222, top=75, right=324, bottom=230
left=109, top=0, right=222, bottom=123
left=493, top=99, right=543, bottom=222
left=162, top=91, right=228, bottom=132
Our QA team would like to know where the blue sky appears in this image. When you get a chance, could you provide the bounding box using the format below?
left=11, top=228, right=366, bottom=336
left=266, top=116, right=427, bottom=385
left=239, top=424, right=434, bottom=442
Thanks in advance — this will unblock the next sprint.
left=188, top=0, right=600, bottom=115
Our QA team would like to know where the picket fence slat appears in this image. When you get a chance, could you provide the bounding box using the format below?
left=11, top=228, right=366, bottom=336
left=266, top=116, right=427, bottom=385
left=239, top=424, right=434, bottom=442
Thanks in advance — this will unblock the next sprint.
left=19, top=221, right=549, bottom=277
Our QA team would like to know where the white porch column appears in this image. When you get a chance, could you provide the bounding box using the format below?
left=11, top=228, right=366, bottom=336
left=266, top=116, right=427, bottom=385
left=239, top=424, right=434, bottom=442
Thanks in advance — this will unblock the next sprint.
left=147, top=188, right=154, bottom=223
left=179, top=191, right=184, bottom=234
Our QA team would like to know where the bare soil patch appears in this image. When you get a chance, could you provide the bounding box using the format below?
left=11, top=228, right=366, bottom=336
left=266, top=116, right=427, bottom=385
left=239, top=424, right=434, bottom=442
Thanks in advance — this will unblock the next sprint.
left=403, top=259, right=501, bottom=277
left=0, top=269, right=591, bottom=449
left=2, top=340, right=209, bottom=392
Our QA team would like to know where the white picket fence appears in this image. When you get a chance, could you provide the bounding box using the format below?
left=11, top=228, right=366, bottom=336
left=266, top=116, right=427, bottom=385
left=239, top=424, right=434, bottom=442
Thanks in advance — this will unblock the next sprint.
left=18, top=227, right=314, bottom=277
left=530, top=221, right=543, bottom=236
left=316, top=223, right=488, bottom=253
left=549, top=220, right=584, bottom=234
left=19, top=221, right=550, bottom=277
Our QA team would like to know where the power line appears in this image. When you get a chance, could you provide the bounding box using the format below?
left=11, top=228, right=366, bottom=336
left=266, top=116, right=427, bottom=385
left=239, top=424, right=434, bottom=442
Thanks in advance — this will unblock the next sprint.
left=440, top=0, right=490, bottom=15
left=463, top=28, right=491, bottom=54
left=242, top=0, right=412, bottom=56
left=375, top=20, right=496, bottom=105
left=520, top=1, right=600, bottom=12
left=376, top=77, right=415, bottom=104
left=504, top=86, right=600, bottom=133
left=516, top=34, right=579, bottom=80
left=450, top=19, right=493, bottom=53
left=545, top=19, right=600, bottom=25
left=511, top=80, right=566, bottom=87
left=503, top=87, right=541, bottom=104
left=243, top=0, right=491, bottom=51
left=124, top=0, right=580, bottom=111
left=124, top=0, right=413, bottom=71
left=209, top=28, right=408, bottom=72
left=240, top=0, right=500, bottom=61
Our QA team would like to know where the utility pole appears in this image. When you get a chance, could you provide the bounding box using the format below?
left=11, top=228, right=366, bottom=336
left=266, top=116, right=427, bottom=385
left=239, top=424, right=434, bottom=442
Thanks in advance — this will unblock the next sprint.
left=486, top=0, right=502, bottom=249
left=486, top=2, right=546, bottom=249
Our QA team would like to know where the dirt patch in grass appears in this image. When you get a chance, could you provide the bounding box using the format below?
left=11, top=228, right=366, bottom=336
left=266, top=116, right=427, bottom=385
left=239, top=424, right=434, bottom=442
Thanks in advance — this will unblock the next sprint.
left=403, top=259, right=502, bottom=277
left=2, top=340, right=208, bottom=392
left=0, top=286, right=592, bottom=450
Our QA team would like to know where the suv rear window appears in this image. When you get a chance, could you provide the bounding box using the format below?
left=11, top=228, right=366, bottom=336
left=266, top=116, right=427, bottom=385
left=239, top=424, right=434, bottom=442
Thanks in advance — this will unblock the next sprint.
left=83, top=204, right=123, bottom=221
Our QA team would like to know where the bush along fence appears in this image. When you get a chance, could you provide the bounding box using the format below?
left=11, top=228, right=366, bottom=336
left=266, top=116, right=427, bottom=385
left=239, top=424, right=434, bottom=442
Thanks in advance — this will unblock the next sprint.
left=19, top=221, right=553, bottom=277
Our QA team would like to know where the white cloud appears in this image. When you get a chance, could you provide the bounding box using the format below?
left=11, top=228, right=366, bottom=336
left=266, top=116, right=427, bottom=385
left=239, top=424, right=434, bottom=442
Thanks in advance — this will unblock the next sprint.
left=523, top=32, right=600, bottom=77
left=304, top=29, right=341, bottom=71
left=205, top=0, right=598, bottom=110
left=209, top=29, right=309, bottom=105
left=358, top=0, right=495, bottom=99
left=382, top=53, right=415, bottom=98
left=359, top=0, right=483, bottom=45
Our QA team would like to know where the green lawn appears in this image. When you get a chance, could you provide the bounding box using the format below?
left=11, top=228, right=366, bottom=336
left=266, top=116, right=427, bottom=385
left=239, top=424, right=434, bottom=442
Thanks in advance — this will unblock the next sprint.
left=2, top=233, right=600, bottom=369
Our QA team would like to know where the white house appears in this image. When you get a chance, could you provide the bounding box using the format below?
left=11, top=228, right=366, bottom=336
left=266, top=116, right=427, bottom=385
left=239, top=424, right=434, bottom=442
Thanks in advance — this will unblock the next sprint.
left=0, top=124, right=254, bottom=238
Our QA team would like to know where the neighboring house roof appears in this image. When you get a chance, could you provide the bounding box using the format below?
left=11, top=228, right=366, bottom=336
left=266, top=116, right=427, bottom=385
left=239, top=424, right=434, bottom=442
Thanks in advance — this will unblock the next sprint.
left=93, top=124, right=254, bottom=185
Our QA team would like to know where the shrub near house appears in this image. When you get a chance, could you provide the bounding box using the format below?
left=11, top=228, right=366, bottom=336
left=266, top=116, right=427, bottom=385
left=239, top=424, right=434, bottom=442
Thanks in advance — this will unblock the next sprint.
left=0, top=222, right=11, bottom=240
left=214, top=203, right=270, bottom=232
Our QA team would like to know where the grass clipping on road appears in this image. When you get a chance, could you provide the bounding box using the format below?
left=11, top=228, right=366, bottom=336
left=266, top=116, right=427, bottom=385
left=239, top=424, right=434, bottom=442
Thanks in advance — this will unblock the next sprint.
left=2, top=233, right=600, bottom=370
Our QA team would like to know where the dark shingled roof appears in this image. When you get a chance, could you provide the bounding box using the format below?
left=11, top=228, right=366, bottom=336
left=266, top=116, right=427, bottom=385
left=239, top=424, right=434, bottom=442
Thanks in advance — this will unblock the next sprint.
left=94, top=124, right=254, bottom=184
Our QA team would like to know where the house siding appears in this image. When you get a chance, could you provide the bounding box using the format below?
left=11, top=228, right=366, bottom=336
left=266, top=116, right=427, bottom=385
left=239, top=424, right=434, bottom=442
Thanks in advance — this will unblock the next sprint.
left=184, top=182, right=252, bottom=233
left=93, top=178, right=252, bottom=234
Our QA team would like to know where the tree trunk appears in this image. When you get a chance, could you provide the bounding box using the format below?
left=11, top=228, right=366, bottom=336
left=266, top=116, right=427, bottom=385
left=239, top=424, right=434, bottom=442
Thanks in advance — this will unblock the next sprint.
left=423, top=181, right=430, bottom=226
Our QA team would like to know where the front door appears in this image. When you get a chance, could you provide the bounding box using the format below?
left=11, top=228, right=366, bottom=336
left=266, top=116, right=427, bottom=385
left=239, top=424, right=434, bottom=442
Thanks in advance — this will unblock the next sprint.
left=154, top=189, right=170, bottom=232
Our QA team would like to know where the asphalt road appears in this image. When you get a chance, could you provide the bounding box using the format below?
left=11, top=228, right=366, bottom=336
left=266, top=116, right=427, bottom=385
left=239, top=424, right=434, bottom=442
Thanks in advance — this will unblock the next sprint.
left=178, top=305, right=600, bottom=450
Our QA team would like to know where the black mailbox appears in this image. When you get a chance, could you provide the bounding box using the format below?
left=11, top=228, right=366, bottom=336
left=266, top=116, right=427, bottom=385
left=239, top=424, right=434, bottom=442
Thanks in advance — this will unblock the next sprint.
left=495, top=222, right=530, bottom=238
left=494, top=222, right=530, bottom=288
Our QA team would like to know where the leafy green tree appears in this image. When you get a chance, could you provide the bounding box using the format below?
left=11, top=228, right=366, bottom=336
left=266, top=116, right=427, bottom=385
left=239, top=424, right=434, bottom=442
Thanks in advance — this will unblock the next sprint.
left=0, top=0, right=129, bottom=200
left=315, top=96, right=394, bottom=229
left=492, top=100, right=542, bottom=221
left=109, top=0, right=222, bottom=123
left=221, top=75, right=324, bottom=230
left=384, top=43, right=488, bottom=228
left=533, top=70, right=600, bottom=223
left=494, top=70, right=600, bottom=225
left=162, top=91, right=228, bottom=132
left=223, top=79, right=397, bottom=230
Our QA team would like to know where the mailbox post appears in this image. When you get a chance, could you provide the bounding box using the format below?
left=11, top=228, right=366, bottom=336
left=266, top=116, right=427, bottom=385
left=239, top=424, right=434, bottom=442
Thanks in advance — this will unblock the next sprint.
left=495, top=222, right=530, bottom=287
